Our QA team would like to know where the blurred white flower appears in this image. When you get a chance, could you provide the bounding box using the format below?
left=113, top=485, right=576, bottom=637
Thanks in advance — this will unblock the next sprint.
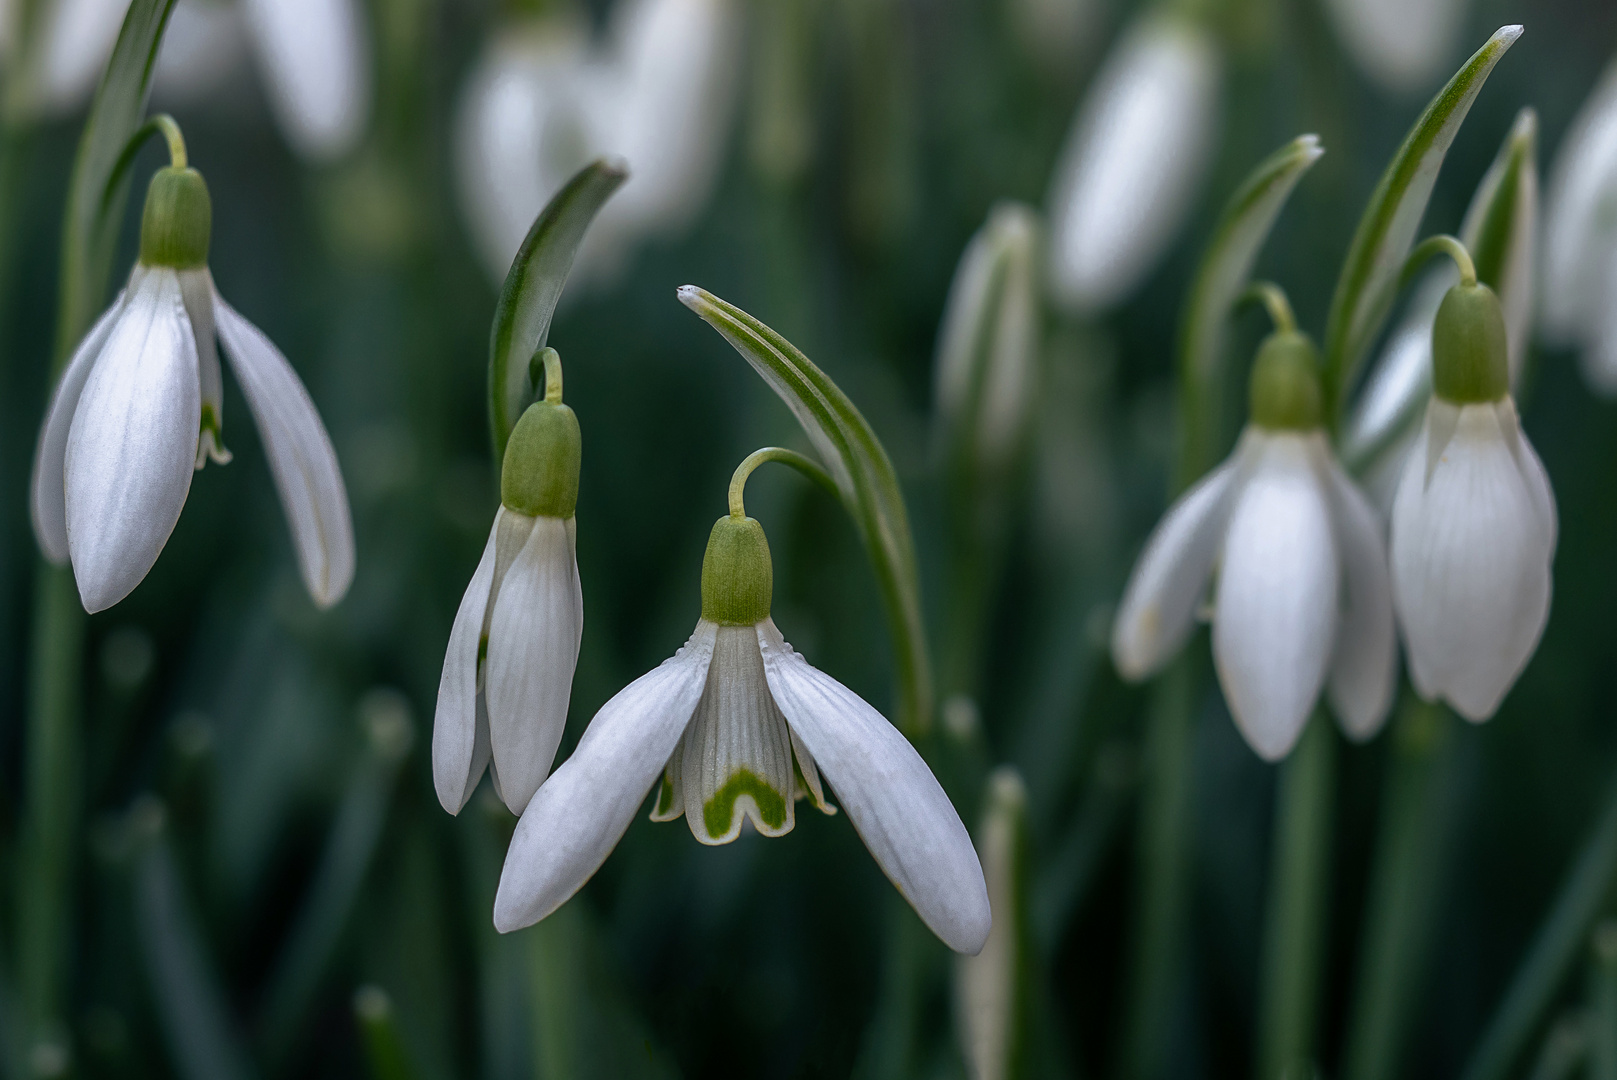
left=457, top=0, right=739, bottom=284
left=31, top=164, right=354, bottom=612
left=1322, top=0, right=1470, bottom=94
left=1542, top=58, right=1617, bottom=392
left=1046, top=15, right=1219, bottom=313
left=955, top=767, right=1027, bottom=1080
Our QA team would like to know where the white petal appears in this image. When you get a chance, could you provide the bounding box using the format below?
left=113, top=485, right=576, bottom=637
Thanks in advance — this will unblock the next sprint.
left=1581, top=244, right=1617, bottom=395
left=493, top=621, right=717, bottom=932
left=1321, top=454, right=1397, bottom=741
left=757, top=619, right=990, bottom=955
left=1542, top=58, right=1617, bottom=344
left=241, top=0, right=370, bottom=160
left=32, top=0, right=130, bottom=116
left=1111, top=446, right=1243, bottom=680
left=1046, top=16, right=1219, bottom=312
left=153, top=0, right=250, bottom=105
left=680, top=624, right=796, bottom=843
left=648, top=737, right=686, bottom=822
left=485, top=515, right=582, bottom=814
left=31, top=285, right=129, bottom=564
left=1390, top=400, right=1554, bottom=720
left=213, top=291, right=355, bottom=608
left=433, top=515, right=500, bottom=814
left=788, top=726, right=834, bottom=814
left=1212, top=433, right=1338, bottom=762
left=1321, top=0, right=1468, bottom=93
left=65, top=267, right=200, bottom=613
left=179, top=268, right=230, bottom=467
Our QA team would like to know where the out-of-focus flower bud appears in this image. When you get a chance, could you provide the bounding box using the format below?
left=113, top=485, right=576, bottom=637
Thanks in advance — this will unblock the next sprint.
left=1322, top=0, right=1471, bottom=94
left=956, top=767, right=1030, bottom=1080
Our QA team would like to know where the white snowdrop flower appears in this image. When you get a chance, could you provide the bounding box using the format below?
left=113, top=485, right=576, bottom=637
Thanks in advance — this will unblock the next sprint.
left=434, top=353, right=583, bottom=818
left=1542, top=57, right=1617, bottom=393
left=1046, top=14, right=1219, bottom=313
left=955, top=767, right=1028, bottom=1080
left=1322, top=0, right=1470, bottom=94
left=1391, top=280, right=1556, bottom=721
left=1112, top=329, right=1396, bottom=760
left=493, top=508, right=991, bottom=954
left=30, top=136, right=355, bottom=613
left=456, top=0, right=738, bottom=285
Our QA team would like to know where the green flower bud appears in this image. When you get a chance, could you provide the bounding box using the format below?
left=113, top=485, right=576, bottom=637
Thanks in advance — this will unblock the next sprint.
left=1248, top=330, right=1323, bottom=431
left=1431, top=282, right=1509, bottom=404
left=139, top=166, right=212, bottom=269
left=701, top=516, right=773, bottom=626
left=500, top=401, right=581, bottom=518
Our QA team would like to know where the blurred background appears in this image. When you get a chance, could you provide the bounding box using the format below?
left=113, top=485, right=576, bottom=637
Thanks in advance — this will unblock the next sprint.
left=1, top=0, right=1616, bottom=1077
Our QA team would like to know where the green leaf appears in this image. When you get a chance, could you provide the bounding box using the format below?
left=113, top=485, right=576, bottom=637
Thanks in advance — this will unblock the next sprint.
left=678, top=285, right=934, bottom=736
left=487, top=159, right=627, bottom=461
left=54, top=0, right=177, bottom=367
left=1175, top=133, right=1323, bottom=487
left=1320, top=25, right=1523, bottom=421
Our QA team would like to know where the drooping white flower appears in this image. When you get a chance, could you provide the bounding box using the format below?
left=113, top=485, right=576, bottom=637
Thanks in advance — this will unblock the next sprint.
left=1542, top=57, right=1617, bottom=393
left=1112, top=331, right=1396, bottom=760
left=456, top=0, right=738, bottom=284
left=1322, top=0, right=1471, bottom=94
left=30, top=155, right=353, bottom=614
left=1390, top=282, right=1556, bottom=721
left=493, top=513, right=990, bottom=955
left=434, top=369, right=584, bottom=818
left=1045, top=14, right=1219, bottom=313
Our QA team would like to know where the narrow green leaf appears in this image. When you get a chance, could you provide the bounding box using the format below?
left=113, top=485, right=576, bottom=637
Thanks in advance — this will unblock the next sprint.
left=54, top=0, right=177, bottom=366
left=1175, top=133, right=1323, bottom=487
left=678, top=285, right=933, bottom=735
left=488, top=159, right=627, bottom=461
left=1321, top=25, right=1523, bottom=420
left=353, top=987, right=422, bottom=1080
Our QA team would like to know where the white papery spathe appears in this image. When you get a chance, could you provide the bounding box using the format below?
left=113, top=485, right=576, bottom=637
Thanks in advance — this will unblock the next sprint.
left=30, top=263, right=354, bottom=612
left=493, top=617, right=992, bottom=955
left=1390, top=398, right=1556, bottom=721
left=1322, top=0, right=1470, bottom=94
left=1112, top=429, right=1396, bottom=760
left=1542, top=59, right=1617, bottom=393
left=457, top=0, right=738, bottom=285
left=1046, top=15, right=1218, bottom=313
left=433, top=508, right=582, bottom=817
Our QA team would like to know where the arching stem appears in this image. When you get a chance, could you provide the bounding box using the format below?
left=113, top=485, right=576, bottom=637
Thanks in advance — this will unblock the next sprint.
left=1240, top=280, right=1298, bottom=335
left=727, top=447, right=838, bottom=519
left=1403, top=234, right=1477, bottom=289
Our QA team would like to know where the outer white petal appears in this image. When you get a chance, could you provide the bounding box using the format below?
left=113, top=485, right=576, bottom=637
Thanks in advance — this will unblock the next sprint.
left=179, top=268, right=230, bottom=467
left=31, top=286, right=129, bottom=564
left=1212, top=433, right=1339, bottom=762
left=1321, top=0, right=1468, bottom=93
left=1542, top=58, right=1617, bottom=345
left=1111, top=445, right=1244, bottom=680
left=1320, top=453, right=1397, bottom=740
left=241, top=0, right=370, bottom=160
left=493, top=621, right=717, bottom=932
left=1390, top=400, right=1553, bottom=720
left=484, top=515, right=581, bottom=815
left=65, top=267, right=199, bottom=612
left=433, top=515, right=500, bottom=814
left=32, top=0, right=130, bottom=116
left=1046, top=16, right=1219, bottom=312
left=213, top=291, right=355, bottom=608
left=757, top=619, right=991, bottom=955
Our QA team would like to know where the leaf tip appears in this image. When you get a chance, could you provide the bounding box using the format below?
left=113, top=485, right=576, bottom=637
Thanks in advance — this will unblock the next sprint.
left=595, top=155, right=631, bottom=183
left=1494, top=24, right=1525, bottom=46
left=676, top=284, right=708, bottom=311
left=1295, top=133, right=1325, bottom=162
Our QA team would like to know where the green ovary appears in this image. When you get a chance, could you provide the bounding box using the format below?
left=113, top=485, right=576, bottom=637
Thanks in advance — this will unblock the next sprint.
left=702, top=769, right=788, bottom=838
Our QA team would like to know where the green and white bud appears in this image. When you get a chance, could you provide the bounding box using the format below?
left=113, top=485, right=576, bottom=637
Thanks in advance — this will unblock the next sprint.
left=139, top=166, right=213, bottom=270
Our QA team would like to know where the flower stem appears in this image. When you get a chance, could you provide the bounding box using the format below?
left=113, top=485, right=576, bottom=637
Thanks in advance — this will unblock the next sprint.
left=149, top=112, right=186, bottom=168
left=1591, top=923, right=1617, bottom=1080
left=726, top=446, right=839, bottom=519
left=531, top=346, right=563, bottom=404
left=1403, top=234, right=1477, bottom=289
left=1240, top=281, right=1298, bottom=334
left=1255, top=713, right=1337, bottom=1080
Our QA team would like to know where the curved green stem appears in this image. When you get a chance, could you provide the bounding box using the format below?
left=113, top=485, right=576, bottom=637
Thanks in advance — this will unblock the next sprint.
left=1239, top=281, right=1298, bottom=335
left=727, top=447, right=838, bottom=519
left=533, top=347, right=563, bottom=404
left=1403, top=234, right=1477, bottom=289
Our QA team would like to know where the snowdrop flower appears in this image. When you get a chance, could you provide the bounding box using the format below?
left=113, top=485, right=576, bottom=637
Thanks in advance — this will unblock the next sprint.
left=1322, top=0, right=1470, bottom=94
left=1391, top=275, right=1556, bottom=721
left=457, top=0, right=738, bottom=284
left=434, top=351, right=583, bottom=817
left=955, top=767, right=1029, bottom=1080
left=1112, top=323, right=1396, bottom=760
left=494, top=456, right=990, bottom=954
left=1542, top=57, right=1617, bottom=393
left=30, top=120, right=354, bottom=612
left=1046, top=14, right=1219, bottom=313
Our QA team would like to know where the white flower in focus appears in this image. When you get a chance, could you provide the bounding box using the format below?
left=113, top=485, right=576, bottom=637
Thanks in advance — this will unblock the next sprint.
left=1112, top=332, right=1396, bottom=760
left=1542, top=58, right=1617, bottom=393
left=1322, top=0, right=1470, bottom=94
left=30, top=158, right=354, bottom=612
left=1046, top=15, right=1219, bottom=313
left=434, top=375, right=584, bottom=817
left=1390, top=283, right=1556, bottom=721
left=493, top=514, right=991, bottom=954
left=456, top=0, right=738, bottom=284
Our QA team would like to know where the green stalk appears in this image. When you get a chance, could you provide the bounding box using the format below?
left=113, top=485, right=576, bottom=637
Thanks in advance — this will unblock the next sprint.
left=353, top=987, right=420, bottom=1080
left=1341, top=701, right=1458, bottom=1080
left=1255, top=715, right=1337, bottom=1080
left=1592, top=923, right=1617, bottom=1080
